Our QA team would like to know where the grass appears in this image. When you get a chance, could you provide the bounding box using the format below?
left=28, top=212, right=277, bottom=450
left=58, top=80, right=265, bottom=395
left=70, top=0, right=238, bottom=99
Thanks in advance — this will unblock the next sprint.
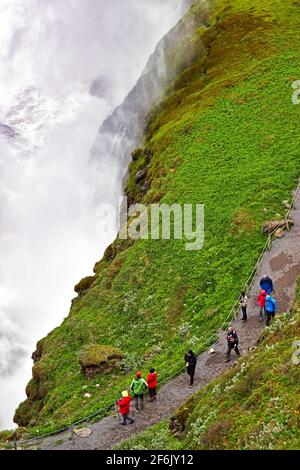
left=118, top=283, right=300, bottom=450
left=5, top=0, right=300, bottom=440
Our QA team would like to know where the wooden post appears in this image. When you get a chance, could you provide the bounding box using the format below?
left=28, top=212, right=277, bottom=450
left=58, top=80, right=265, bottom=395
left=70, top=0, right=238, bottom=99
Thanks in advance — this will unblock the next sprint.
left=71, top=427, right=75, bottom=446
left=13, top=437, right=17, bottom=451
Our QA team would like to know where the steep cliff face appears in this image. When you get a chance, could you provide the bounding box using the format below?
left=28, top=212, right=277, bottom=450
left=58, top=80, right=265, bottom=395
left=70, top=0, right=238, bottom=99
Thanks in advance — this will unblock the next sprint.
left=89, top=0, right=209, bottom=196
left=13, top=0, right=300, bottom=435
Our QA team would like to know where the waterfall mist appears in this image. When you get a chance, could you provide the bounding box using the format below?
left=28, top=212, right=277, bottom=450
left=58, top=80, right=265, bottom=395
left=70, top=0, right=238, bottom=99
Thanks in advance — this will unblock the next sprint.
left=0, top=0, right=190, bottom=428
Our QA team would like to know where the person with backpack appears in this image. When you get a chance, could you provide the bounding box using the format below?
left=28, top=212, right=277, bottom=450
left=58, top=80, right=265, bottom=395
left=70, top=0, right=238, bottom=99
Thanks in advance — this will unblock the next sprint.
left=265, top=294, right=277, bottom=326
left=257, top=289, right=267, bottom=322
left=130, top=371, right=148, bottom=412
left=239, top=291, right=248, bottom=322
left=259, top=275, right=274, bottom=295
left=147, top=368, right=157, bottom=401
left=225, top=326, right=241, bottom=363
left=116, top=390, right=135, bottom=426
left=184, top=350, right=197, bottom=387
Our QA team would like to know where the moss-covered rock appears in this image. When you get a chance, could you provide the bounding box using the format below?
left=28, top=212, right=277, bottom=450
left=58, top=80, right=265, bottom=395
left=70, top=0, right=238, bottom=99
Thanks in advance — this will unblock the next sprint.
left=74, top=276, right=96, bottom=297
left=25, top=378, right=48, bottom=401
left=32, top=362, right=49, bottom=382
left=31, top=339, right=45, bottom=363
left=79, top=345, right=124, bottom=379
left=13, top=399, right=43, bottom=427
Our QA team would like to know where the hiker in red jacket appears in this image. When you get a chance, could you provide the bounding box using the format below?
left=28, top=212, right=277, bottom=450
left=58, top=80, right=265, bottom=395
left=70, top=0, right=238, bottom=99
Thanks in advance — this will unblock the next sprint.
left=147, top=368, right=157, bottom=401
left=257, top=289, right=267, bottom=322
left=117, top=390, right=135, bottom=426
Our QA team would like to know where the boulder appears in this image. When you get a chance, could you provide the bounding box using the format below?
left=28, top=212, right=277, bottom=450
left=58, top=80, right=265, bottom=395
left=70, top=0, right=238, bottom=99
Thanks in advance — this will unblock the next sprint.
left=73, top=427, right=92, bottom=438
left=275, top=228, right=285, bottom=238
left=169, top=417, right=185, bottom=437
left=79, top=344, right=124, bottom=380
left=26, top=379, right=45, bottom=401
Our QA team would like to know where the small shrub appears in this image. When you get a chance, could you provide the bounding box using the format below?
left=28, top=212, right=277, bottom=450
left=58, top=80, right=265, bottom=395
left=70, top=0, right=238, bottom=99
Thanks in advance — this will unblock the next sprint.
left=199, top=419, right=233, bottom=449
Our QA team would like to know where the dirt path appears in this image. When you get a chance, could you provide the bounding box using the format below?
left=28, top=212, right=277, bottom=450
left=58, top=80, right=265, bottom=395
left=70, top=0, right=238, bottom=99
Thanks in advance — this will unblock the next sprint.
left=35, top=186, right=300, bottom=450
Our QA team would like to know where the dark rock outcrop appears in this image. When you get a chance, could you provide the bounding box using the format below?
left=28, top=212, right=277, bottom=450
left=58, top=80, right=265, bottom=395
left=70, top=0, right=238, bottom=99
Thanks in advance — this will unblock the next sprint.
left=74, top=276, right=96, bottom=297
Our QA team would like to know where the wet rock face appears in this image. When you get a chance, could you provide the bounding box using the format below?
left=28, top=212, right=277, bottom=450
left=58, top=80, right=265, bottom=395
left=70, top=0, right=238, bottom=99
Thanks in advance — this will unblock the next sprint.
left=79, top=345, right=124, bottom=380
left=135, top=168, right=147, bottom=184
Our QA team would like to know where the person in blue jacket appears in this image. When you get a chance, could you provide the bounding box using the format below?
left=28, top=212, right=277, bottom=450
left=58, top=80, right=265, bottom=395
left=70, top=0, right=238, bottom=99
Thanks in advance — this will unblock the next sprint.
left=259, top=275, right=274, bottom=295
left=265, top=294, right=277, bottom=326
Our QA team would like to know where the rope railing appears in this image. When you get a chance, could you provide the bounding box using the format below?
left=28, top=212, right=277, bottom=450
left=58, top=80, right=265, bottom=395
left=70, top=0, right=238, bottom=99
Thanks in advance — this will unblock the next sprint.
left=13, top=182, right=300, bottom=449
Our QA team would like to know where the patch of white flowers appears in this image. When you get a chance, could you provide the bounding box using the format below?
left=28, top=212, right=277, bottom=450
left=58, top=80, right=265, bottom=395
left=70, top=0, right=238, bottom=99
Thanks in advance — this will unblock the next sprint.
left=265, top=342, right=278, bottom=351
left=178, top=322, right=191, bottom=339
left=122, top=426, right=173, bottom=451
left=122, top=291, right=137, bottom=314
left=266, top=313, right=289, bottom=333
left=187, top=410, right=217, bottom=443
left=211, top=384, right=222, bottom=397
left=121, top=353, right=143, bottom=372
left=268, top=397, right=283, bottom=410
left=188, top=335, right=200, bottom=347
left=224, top=361, right=250, bottom=392
left=244, top=420, right=285, bottom=450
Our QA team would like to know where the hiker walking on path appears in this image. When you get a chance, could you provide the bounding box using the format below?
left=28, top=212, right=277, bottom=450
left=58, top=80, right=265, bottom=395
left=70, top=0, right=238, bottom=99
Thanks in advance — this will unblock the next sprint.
left=257, top=289, right=267, bottom=322
left=116, top=391, right=135, bottom=426
left=185, top=350, right=197, bottom=387
left=130, top=371, right=148, bottom=412
left=239, top=291, right=248, bottom=322
left=265, top=294, right=277, bottom=326
left=225, top=327, right=241, bottom=363
left=147, top=368, right=157, bottom=401
left=259, top=275, right=275, bottom=295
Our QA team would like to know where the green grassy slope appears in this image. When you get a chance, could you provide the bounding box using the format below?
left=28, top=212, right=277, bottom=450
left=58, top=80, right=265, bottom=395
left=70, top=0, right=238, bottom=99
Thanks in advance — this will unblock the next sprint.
left=118, top=284, right=300, bottom=450
left=12, top=0, right=300, bottom=437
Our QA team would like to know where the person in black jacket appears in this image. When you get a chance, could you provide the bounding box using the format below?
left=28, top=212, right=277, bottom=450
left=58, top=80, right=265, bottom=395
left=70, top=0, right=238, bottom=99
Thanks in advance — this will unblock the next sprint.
left=225, top=327, right=241, bottom=363
left=185, top=350, right=197, bottom=387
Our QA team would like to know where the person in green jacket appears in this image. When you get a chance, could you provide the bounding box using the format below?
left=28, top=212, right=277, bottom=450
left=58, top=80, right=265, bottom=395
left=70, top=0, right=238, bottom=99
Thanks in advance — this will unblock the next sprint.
left=130, top=371, right=148, bottom=412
